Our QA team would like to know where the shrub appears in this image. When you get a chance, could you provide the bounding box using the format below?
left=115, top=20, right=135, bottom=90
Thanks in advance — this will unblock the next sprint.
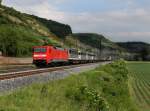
left=0, top=25, right=43, bottom=57
left=66, top=85, right=109, bottom=111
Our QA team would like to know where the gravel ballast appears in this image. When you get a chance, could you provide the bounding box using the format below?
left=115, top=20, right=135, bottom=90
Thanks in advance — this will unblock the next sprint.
left=0, top=63, right=105, bottom=93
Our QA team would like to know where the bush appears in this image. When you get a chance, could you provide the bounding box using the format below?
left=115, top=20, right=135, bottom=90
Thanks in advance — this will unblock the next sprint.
left=0, top=25, right=43, bottom=57
left=66, top=85, right=109, bottom=111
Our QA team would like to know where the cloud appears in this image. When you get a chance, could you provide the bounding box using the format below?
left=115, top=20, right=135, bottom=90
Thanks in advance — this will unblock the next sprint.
left=2, top=0, right=150, bottom=43
left=53, top=0, right=70, bottom=4
left=62, top=8, right=150, bottom=43
left=109, top=32, right=150, bottom=42
left=25, top=1, right=66, bottom=21
left=3, top=0, right=44, bottom=7
left=117, top=32, right=150, bottom=37
left=3, top=0, right=66, bottom=21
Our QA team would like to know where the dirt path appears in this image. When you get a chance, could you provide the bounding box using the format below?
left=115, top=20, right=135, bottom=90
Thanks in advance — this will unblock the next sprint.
left=0, top=56, right=32, bottom=65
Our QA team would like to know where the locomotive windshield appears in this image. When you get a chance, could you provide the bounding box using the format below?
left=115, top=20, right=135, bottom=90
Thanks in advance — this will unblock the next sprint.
left=34, top=48, right=46, bottom=53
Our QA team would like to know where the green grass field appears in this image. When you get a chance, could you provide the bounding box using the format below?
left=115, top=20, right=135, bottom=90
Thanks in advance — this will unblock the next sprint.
left=127, top=62, right=150, bottom=111
left=0, top=61, right=137, bottom=111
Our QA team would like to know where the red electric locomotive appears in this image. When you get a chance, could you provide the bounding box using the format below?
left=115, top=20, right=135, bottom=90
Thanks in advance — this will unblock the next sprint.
left=33, top=46, right=68, bottom=66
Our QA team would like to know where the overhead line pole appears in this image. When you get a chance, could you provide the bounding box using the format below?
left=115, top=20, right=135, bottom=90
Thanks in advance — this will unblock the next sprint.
left=99, top=38, right=102, bottom=60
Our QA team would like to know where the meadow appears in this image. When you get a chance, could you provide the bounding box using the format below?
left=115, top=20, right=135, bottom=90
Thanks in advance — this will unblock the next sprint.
left=127, top=62, right=150, bottom=111
left=0, top=61, right=137, bottom=111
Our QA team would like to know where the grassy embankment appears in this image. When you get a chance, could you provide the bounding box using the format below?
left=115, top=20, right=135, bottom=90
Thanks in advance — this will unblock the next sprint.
left=127, top=62, right=150, bottom=111
left=0, top=61, right=137, bottom=111
left=0, top=25, right=59, bottom=57
left=0, top=5, right=69, bottom=57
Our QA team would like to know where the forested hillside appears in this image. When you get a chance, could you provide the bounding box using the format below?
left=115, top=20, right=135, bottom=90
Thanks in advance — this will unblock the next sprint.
left=117, top=42, right=150, bottom=60
left=72, top=33, right=121, bottom=50
left=0, top=4, right=124, bottom=58
left=70, top=33, right=125, bottom=60
left=1, top=3, right=149, bottom=61
left=0, top=5, right=71, bottom=57
left=32, top=15, right=72, bottom=39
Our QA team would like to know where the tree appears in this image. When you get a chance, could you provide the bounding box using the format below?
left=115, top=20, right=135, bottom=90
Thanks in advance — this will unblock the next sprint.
left=141, top=48, right=149, bottom=61
left=0, top=0, right=2, bottom=5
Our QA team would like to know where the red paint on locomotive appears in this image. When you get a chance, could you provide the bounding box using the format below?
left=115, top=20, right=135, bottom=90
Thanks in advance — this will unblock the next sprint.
left=33, top=46, right=68, bottom=65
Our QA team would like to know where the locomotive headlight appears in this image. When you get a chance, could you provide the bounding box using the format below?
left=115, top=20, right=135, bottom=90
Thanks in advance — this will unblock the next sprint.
left=34, top=54, right=47, bottom=57
left=40, top=54, right=47, bottom=57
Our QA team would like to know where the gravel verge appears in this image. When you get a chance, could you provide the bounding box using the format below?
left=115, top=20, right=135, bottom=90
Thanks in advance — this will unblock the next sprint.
left=0, top=62, right=105, bottom=93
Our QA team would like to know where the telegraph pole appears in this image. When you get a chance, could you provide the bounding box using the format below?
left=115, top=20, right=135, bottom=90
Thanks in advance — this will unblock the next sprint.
left=75, top=38, right=78, bottom=49
left=99, top=38, right=102, bottom=60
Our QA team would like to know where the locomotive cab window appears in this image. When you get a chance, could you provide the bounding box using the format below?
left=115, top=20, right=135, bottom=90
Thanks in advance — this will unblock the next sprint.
left=34, top=48, right=47, bottom=53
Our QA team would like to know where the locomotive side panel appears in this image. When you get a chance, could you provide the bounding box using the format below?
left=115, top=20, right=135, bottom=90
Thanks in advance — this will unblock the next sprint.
left=33, top=46, right=69, bottom=66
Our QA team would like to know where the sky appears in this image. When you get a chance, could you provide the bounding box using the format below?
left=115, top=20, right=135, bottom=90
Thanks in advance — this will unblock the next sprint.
left=2, top=0, right=150, bottom=43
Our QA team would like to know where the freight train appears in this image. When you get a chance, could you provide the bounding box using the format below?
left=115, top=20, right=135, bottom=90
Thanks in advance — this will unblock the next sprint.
left=32, top=46, right=100, bottom=67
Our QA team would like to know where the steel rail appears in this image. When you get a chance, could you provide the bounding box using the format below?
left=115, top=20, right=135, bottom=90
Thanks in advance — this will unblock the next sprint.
left=0, top=63, right=98, bottom=80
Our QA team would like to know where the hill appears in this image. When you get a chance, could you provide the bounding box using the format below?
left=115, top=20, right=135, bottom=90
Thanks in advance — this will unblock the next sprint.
left=117, top=42, right=150, bottom=60
left=32, top=15, right=72, bottom=39
left=72, top=33, right=121, bottom=50
left=67, top=33, right=125, bottom=60
left=0, top=4, right=125, bottom=59
left=0, top=5, right=72, bottom=57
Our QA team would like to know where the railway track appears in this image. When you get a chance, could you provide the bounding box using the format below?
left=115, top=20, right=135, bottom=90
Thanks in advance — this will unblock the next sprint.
left=0, top=63, right=101, bottom=81
left=0, top=65, right=36, bottom=74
